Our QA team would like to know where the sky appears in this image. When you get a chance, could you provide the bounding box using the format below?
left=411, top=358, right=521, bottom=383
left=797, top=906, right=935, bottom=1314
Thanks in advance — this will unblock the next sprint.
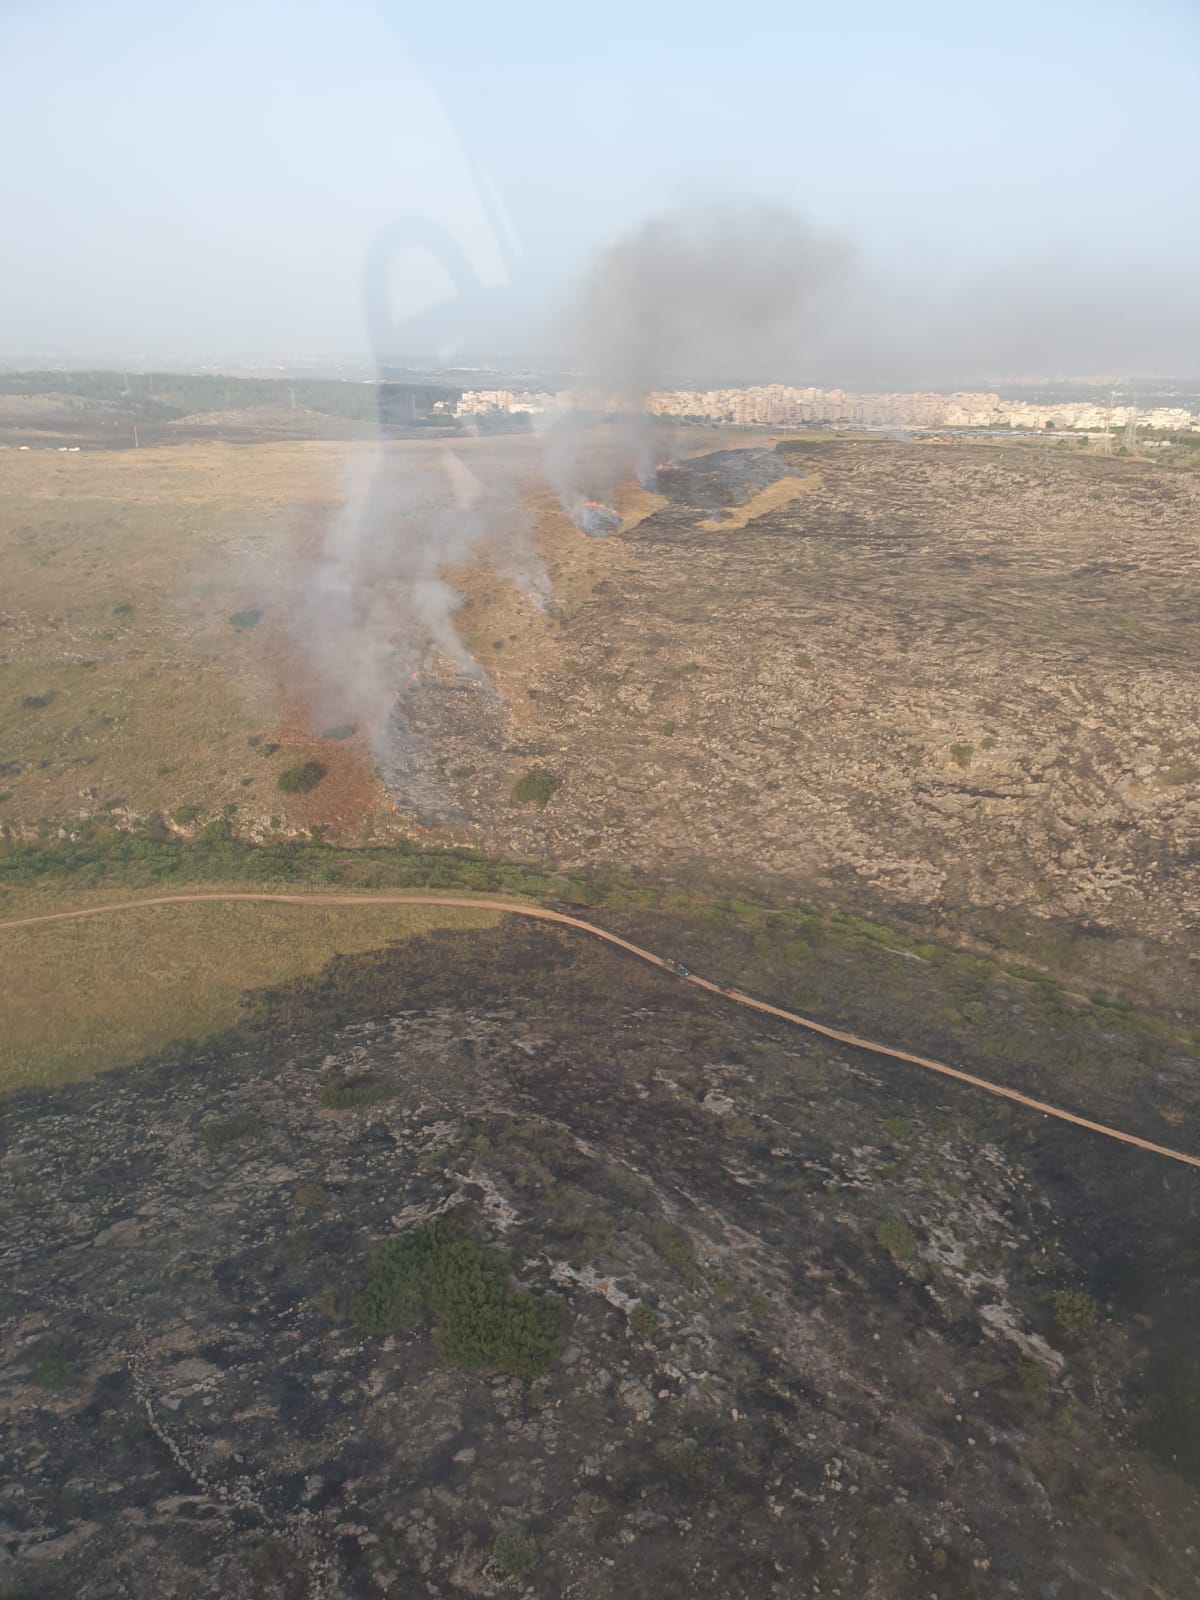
left=2, top=0, right=1198, bottom=383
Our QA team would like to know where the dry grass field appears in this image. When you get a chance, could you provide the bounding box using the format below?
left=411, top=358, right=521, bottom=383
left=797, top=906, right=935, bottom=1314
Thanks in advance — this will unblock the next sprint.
left=0, top=899, right=498, bottom=1090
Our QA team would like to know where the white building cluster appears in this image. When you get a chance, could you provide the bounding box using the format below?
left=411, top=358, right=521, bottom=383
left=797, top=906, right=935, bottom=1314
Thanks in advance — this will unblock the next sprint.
left=456, top=388, right=556, bottom=416
left=645, top=386, right=1200, bottom=433
left=455, top=385, right=1200, bottom=434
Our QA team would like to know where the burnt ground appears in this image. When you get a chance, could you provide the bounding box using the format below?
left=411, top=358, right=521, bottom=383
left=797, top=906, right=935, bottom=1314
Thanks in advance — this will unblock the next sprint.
left=450, top=439, right=1200, bottom=983
left=4, top=918, right=1200, bottom=1599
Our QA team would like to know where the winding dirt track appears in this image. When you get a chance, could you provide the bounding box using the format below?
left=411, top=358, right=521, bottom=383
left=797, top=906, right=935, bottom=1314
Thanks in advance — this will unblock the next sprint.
left=3, top=890, right=1198, bottom=1172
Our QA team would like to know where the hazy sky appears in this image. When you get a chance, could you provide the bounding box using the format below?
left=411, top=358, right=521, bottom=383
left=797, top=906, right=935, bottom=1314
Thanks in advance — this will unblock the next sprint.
left=3, top=0, right=1198, bottom=381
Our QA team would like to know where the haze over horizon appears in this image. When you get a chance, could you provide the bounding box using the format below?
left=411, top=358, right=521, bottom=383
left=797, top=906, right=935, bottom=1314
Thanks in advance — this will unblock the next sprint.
left=3, top=0, right=1199, bottom=385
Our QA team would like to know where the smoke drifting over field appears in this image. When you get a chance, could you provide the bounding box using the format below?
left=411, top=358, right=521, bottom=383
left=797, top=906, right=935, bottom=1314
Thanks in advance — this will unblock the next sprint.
left=275, top=437, right=548, bottom=758
left=543, top=202, right=850, bottom=516
left=271, top=201, right=848, bottom=815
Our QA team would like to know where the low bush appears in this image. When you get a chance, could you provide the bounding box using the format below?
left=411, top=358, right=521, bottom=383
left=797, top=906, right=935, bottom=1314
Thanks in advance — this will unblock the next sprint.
left=1053, top=1287, right=1098, bottom=1344
left=203, top=1112, right=261, bottom=1152
left=629, top=1303, right=661, bottom=1342
left=30, top=1333, right=72, bottom=1389
left=170, top=804, right=199, bottom=826
left=320, top=1072, right=391, bottom=1111
left=512, top=768, right=560, bottom=809
left=21, top=692, right=55, bottom=710
left=321, top=723, right=357, bottom=741
left=228, top=609, right=262, bottom=629
left=876, top=1213, right=917, bottom=1263
left=353, top=1218, right=562, bottom=1377
left=493, top=1528, right=540, bottom=1580
left=277, top=760, right=326, bottom=795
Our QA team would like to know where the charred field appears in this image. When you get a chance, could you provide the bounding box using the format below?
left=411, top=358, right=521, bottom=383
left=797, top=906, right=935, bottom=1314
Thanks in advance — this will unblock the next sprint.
left=4, top=914, right=1200, bottom=1600
left=4, top=427, right=1200, bottom=1598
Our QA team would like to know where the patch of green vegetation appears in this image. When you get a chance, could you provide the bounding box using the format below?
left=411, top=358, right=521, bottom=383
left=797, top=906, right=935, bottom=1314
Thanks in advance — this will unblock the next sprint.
left=30, top=1333, right=72, bottom=1389
left=228, top=609, right=262, bottom=629
left=960, top=998, right=990, bottom=1026
left=170, top=803, right=200, bottom=826
left=882, top=1115, right=914, bottom=1141
left=111, top=602, right=133, bottom=617
left=794, top=652, right=813, bottom=668
left=629, top=1303, right=661, bottom=1341
left=746, top=1290, right=771, bottom=1320
left=949, top=742, right=974, bottom=769
left=660, top=720, right=677, bottom=736
left=649, top=1220, right=695, bottom=1278
left=1053, top=1287, right=1098, bottom=1345
left=876, top=1213, right=917, bottom=1263
left=20, top=692, right=55, bottom=710
left=202, top=1111, right=262, bottom=1152
left=352, top=1219, right=562, bottom=1377
left=511, top=767, right=560, bottom=809
left=321, top=723, right=357, bottom=741
left=493, top=1527, right=540, bottom=1581
left=295, top=1182, right=330, bottom=1211
left=320, top=1072, right=391, bottom=1111
left=276, top=760, right=326, bottom=795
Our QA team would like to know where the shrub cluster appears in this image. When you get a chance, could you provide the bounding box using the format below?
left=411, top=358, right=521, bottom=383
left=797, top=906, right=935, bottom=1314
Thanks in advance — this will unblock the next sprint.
left=511, top=768, right=560, bottom=809
left=353, top=1218, right=562, bottom=1377
left=277, top=760, right=326, bottom=795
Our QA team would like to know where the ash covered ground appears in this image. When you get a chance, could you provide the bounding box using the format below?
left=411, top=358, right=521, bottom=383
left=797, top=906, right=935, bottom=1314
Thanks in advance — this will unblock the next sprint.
left=443, top=438, right=1200, bottom=984
left=4, top=917, right=1200, bottom=1599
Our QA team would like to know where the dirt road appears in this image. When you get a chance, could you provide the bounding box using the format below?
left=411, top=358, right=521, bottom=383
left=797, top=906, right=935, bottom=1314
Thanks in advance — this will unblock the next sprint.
left=2, top=889, right=1197, bottom=1171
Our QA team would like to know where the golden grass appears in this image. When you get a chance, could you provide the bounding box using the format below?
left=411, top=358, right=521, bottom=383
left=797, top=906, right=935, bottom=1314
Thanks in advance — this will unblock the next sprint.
left=0, top=425, right=769, bottom=836
left=0, top=899, right=498, bottom=1092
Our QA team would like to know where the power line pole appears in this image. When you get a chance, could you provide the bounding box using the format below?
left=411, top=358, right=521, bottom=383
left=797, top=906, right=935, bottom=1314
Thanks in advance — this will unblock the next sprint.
left=1097, top=388, right=1117, bottom=454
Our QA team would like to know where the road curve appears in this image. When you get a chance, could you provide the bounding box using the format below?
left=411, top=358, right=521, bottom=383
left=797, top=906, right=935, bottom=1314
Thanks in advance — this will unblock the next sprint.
left=2, top=889, right=1198, bottom=1172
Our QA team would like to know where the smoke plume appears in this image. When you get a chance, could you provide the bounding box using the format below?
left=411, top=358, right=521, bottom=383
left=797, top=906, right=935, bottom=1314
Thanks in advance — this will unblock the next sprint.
left=543, top=200, right=851, bottom=514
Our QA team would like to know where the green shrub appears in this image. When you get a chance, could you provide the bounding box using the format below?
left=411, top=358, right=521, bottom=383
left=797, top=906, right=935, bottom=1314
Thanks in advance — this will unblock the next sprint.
left=320, top=1072, right=392, bottom=1111
left=30, top=1333, right=72, bottom=1389
left=1053, top=1287, right=1098, bottom=1344
left=203, top=1112, right=261, bottom=1152
left=511, top=768, right=560, bottom=809
left=649, top=1220, right=695, bottom=1277
left=277, top=760, right=326, bottom=795
left=321, top=723, right=357, bottom=741
left=629, top=1303, right=661, bottom=1341
left=228, top=608, right=262, bottom=629
left=295, top=1182, right=330, bottom=1211
left=353, top=1219, right=562, bottom=1377
left=876, top=1214, right=917, bottom=1263
left=960, top=999, right=989, bottom=1026
left=170, top=804, right=199, bottom=826
left=949, top=742, right=974, bottom=769
left=493, top=1528, right=540, bottom=1580
left=112, top=602, right=133, bottom=617
left=21, top=691, right=55, bottom=710
left=882, top=1115, right=913, bottom=1141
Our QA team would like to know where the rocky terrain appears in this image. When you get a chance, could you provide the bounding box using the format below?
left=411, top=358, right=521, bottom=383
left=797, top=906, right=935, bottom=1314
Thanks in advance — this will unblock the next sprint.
left=460, top=440, right=1200, bottom=966
left=4, top=917, right=1200, bottom=1599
